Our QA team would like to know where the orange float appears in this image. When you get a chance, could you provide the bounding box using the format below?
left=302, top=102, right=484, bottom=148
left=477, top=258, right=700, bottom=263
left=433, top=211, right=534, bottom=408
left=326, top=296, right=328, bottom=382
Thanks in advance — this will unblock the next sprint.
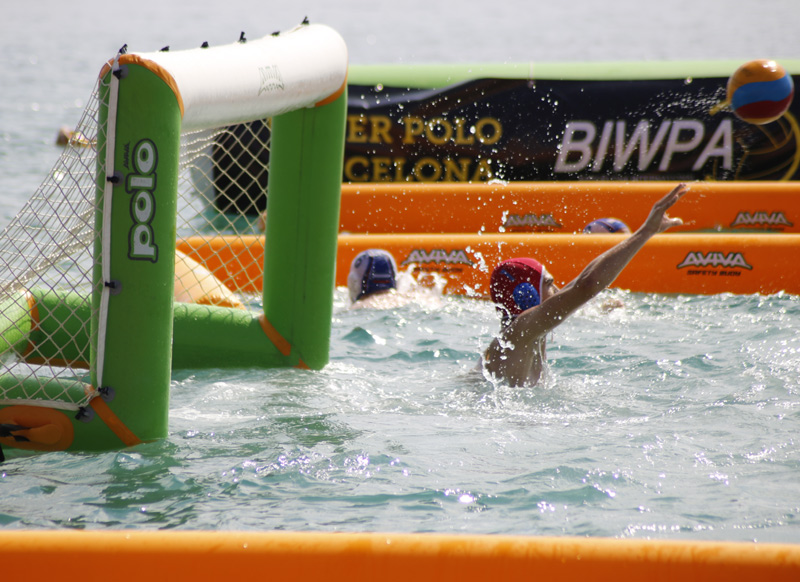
left=177, top=233, right=800, bottom=297
left=339, top=181, right=800, bottom=234
left=178, top=236, right=266, bottom=295
left=0, top=530, right=798, bottom=582
left=0, top=405, right=75, bottom=452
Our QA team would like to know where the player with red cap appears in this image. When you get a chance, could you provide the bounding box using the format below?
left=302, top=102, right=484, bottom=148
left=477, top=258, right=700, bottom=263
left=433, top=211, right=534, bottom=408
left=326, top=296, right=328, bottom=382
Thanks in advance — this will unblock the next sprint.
left=490, top=257, right=553, bottom=325
left=482, top=183, right=689, bottom=387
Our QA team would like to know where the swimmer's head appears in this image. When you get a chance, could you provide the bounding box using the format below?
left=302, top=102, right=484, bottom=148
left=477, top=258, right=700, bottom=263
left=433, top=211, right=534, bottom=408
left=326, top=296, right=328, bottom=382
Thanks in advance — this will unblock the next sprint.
left=490, top=257, right=552, bottom=325
left=584, top=217, right=631, bottom=234
left=348, top=249, right=398, bottom=302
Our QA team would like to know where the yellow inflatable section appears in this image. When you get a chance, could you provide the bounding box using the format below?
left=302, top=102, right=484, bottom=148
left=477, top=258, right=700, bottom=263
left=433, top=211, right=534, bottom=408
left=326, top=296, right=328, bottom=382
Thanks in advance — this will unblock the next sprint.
left=174, top=249, right=244, bottom=309
left=1, top=531, right=798, bottom=582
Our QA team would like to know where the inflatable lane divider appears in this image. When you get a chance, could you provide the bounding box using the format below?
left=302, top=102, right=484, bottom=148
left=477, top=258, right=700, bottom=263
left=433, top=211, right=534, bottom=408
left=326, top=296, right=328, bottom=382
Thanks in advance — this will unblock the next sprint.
left=338, top=233, right=800, bottom=296
left=177, top=233, right=800, bottom=297
left=348, top=59, right=800, bottom=87
left=339, top=182, right=800, bottom=234
left=0, top=530, right=799, bottom=582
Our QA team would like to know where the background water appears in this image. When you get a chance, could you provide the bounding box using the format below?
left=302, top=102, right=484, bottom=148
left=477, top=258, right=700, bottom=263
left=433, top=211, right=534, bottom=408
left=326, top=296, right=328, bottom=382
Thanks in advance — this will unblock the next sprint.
left=1, top=0, right=800, bottom=541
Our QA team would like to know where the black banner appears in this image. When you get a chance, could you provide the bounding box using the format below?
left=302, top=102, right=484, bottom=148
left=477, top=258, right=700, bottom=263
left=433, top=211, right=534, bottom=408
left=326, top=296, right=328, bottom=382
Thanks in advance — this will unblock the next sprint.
left=345, top=77, right=800, bottom=182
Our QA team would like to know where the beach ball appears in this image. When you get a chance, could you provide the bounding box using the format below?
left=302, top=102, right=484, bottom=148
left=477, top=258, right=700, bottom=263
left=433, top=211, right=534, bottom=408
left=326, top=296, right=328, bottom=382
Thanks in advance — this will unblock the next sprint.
left=727, top=59, right=794, bottom=124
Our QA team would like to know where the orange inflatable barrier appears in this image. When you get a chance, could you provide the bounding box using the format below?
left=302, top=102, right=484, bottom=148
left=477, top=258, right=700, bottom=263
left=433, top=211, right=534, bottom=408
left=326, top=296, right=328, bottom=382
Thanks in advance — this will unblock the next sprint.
left=1, top=530, right=798, bottom=582
left=177, top=233, right=800, bottom=297
left=339, top=182, right=800, bottom=234
left=178, top=236, right=266, bottom=294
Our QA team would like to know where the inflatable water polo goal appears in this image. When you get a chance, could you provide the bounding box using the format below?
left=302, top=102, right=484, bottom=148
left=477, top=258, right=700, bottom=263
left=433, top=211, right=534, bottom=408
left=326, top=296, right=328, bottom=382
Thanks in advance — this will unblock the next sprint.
left=0, top=23, right=347, bottom=456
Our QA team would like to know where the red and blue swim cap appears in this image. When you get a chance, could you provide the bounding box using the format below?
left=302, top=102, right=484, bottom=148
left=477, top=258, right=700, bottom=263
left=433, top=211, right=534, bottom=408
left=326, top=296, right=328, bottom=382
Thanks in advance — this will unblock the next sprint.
left=490, top=258, right=550, bottom=324
left=348, top=249, right=398, bottom=302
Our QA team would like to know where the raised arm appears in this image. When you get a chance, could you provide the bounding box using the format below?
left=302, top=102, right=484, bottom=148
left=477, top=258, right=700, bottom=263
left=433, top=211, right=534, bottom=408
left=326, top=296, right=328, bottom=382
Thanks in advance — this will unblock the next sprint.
left=483, top=183, right=689, bottom=385
left=554, top=182, right=688, bottom=307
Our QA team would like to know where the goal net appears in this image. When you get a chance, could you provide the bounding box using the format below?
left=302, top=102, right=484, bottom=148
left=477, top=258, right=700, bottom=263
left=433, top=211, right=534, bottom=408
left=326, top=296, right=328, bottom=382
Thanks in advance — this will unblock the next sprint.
left=0, top=22, right=347, bottom=454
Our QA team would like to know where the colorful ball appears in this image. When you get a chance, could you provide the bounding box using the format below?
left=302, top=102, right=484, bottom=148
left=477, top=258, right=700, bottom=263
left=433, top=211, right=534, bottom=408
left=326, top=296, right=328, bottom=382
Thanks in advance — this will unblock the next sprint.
left=727, top=59, right=794, bottom=125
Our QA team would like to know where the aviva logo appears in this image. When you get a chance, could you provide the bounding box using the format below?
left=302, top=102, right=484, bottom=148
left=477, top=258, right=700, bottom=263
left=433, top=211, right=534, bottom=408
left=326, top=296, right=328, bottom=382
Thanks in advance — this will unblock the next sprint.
left=677, top=251, right=753, bottom=270
left=730, top=211, right=793, bottom=229
left=502, top=213, right=562, bottom=229
left=401, top=248, right=474, bottom=266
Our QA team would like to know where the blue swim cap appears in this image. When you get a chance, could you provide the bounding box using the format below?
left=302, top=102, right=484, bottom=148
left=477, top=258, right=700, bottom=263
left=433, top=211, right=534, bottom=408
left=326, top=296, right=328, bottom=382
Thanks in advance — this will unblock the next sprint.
left=584, top=218, right=630, bottom=234
left=347, top=249, right=398, bottom=302
left=512, top=282, right=541, bottom=312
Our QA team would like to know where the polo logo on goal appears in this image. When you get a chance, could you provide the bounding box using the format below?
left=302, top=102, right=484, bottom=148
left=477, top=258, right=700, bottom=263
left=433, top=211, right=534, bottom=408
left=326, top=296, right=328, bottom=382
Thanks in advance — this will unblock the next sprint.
left=125, top=139, right=159, bottom=262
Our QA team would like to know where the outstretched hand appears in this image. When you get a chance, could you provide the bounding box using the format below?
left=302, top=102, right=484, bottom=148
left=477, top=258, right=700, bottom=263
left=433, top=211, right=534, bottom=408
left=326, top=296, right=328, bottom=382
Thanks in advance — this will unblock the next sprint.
left=640, top=183, right=689, bottom=236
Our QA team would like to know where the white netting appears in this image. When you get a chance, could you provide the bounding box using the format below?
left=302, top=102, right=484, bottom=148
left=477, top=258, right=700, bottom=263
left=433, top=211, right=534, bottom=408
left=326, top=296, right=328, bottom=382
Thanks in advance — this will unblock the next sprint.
left=0, top=75, right=271, bottom=410
left=0, top=77, right=104, bottom=411
left=174, top=119, right=270, bottom=305
left=178, top=119, right=270, bottom=235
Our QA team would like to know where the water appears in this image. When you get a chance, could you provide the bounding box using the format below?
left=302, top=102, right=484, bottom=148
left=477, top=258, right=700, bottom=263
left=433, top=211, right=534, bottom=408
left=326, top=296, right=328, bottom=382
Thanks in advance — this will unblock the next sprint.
left=1, top=0, right=800, bottom=541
